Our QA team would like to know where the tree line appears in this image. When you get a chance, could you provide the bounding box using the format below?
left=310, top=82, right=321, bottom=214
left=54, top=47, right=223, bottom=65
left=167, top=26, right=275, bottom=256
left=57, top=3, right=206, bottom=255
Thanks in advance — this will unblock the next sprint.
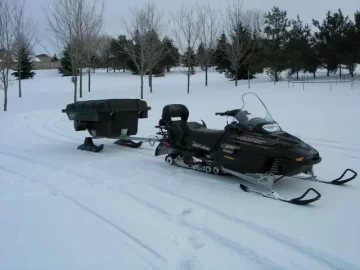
left=1, top=0, right=359, bottom=111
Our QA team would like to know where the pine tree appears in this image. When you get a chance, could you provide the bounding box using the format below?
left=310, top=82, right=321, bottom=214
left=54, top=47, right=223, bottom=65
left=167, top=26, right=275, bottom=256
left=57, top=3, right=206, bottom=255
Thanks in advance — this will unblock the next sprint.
left=161, top=37, right=180, bottom=72
left=286, top=15, right=315, bottom=79
left=263, top=6, right=290, bottom=81
left=58, top=45, right=74, bottom=76
left=312, top=9, right=354, bottom=76
left=11, top=45, right=35, bottom=79
left=214, top=32, right=231, bottom=75
left=181, top=47, right=197, bottom=74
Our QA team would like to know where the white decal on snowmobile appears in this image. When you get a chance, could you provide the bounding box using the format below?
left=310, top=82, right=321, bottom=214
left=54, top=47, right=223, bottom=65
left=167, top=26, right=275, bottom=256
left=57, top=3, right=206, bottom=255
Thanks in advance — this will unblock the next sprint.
left=222, top=149, right=234, bottom=154
left=236, top=136, right=266, bottom=144
left=221, top=144, right=240, bottom=150
left=192, top=141, right=211, bottom=151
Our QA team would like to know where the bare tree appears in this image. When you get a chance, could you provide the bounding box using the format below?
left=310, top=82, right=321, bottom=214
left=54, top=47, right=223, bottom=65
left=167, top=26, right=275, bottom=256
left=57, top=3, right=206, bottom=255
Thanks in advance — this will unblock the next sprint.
left=142, top=2, right=167, bottom=93
left=120, top=3, right=153, bottom=99
left=84, top=34, right=110, bottom=92
left=13, top=0, right=39, bottom=98
left=194, top=3, right=221, bottom=86
left=171, top=4, right=198, bottom=93
left=222, top=0, right=264, bottom=86
left=96, top=34, right=112, bottom=73
left=44, top=0, right=104, bottom=102
left=0, top=0, right=17, bottom=111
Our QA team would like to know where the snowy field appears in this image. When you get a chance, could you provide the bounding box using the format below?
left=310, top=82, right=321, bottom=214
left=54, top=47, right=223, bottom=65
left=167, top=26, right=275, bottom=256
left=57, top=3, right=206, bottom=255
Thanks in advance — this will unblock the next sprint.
left=1, top=68, right=360, bottom=270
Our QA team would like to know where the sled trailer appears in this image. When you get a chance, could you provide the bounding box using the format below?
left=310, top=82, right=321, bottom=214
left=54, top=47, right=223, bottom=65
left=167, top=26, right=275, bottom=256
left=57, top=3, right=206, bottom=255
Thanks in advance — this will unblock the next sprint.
left=62, top=99, right=151, bottom=152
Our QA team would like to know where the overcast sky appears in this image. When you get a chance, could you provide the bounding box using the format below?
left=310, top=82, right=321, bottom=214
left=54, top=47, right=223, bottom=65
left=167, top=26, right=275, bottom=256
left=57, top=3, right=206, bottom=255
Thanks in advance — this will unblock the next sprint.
left=29, top=0, right=359, bottom=55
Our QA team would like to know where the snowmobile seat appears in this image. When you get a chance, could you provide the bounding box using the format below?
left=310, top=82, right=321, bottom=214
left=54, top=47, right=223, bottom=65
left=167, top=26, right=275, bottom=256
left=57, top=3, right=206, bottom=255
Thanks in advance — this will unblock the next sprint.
left=185, top=123, right=226, bottom=150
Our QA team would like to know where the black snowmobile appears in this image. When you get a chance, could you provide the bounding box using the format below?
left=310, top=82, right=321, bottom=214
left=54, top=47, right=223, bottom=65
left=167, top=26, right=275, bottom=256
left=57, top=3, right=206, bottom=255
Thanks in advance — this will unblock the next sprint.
left=154, top=92, right=357, bottom=205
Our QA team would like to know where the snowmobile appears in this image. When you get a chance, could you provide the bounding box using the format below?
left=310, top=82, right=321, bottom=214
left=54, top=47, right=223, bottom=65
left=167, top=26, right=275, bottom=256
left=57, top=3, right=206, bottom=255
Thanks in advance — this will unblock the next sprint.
left=154, top=92, right=357, bottom=205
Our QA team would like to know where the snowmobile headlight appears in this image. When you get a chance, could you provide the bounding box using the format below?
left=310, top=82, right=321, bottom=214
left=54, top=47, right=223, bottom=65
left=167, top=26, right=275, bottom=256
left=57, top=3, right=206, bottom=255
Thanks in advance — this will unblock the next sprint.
left=296, top=157, right=304, bottom=161
left=262, top=123, right=281, bottom=132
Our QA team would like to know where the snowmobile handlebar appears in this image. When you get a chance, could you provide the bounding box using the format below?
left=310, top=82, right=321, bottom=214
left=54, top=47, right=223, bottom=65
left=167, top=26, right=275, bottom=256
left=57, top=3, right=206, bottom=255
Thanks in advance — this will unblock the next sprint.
left=215, top=109, right=240, bottom=117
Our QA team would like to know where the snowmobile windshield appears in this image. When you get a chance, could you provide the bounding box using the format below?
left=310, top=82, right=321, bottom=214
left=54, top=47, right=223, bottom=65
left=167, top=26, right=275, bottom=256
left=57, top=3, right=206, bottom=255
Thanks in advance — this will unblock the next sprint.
left=235, top=92, right=282, bottom=132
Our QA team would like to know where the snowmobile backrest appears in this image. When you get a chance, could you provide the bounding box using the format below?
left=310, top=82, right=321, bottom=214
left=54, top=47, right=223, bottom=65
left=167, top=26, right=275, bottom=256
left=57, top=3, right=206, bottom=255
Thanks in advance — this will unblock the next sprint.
left=162, top=104, right=189, bottom=122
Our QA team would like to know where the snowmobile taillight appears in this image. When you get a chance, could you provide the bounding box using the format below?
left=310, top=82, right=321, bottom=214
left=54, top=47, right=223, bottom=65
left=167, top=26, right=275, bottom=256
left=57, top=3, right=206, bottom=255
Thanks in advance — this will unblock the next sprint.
left=163, top=141, right=171, bottom=147
left=296, top=157, right=304, bottom=162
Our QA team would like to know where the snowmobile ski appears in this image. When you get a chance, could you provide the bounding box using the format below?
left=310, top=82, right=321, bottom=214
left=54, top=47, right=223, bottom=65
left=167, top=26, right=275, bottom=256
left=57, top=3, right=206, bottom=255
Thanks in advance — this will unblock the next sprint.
left=239, top=184, right=321, bottom=205
left=77, top=137, right=104, bottom=152
left=114, top=139, right=143, bottom=148
left=293, top=168, right=357, bottom=186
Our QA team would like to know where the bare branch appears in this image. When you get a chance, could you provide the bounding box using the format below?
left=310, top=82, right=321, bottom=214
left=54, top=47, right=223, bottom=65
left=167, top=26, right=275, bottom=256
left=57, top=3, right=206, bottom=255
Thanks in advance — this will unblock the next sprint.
left=44, top=0, right=104, bottom=102
left=171, top=4, right=199, bottom=93
left=0, top=0, right=18, bottom=111
left=194, top=2, right=221, bottom=85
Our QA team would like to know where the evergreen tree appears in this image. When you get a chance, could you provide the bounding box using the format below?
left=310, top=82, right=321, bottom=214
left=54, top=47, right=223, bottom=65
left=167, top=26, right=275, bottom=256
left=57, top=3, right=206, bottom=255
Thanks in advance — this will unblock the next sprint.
left=181, top=47, right=197, bottom=74
left=263, top=6, right=291, bottom=81
left=214, top=32, right=231, bottom=75
left=110, top=35, right=130, bottom=72
left=51, top=54, right=58, bottom=62
left=58, top=44, right=75, bottom=76
left=312, top=9, right=354, bottom=76
left=11, top=45, right=35, bottom=79
left=285, top=15, right=315, bottom=79
left=160, top=36, right=180, bottom=72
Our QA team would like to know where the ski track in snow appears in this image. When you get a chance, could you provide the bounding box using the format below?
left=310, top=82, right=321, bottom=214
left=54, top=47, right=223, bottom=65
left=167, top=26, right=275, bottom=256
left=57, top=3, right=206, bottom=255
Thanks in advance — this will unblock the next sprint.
left=0, top=150, right=285, bottom=270
left=0, top=144, right=358, bottom=270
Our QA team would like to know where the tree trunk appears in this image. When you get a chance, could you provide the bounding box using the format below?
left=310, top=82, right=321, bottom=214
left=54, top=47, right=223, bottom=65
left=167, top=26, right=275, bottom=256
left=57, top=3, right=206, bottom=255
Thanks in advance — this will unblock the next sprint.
left=18, top=62, right=22, bottom=98
left=205, top=65, right=208, bottom=86
left=313, top=72, right=316, bottom=78
left=187, top=66, right=190, bottom=94
left=327, top=68, right=329, bottom=76
left=296, top=70, right=299, bottom=80
left=140, top=72, right=144, bottom=99
left=235, top=65, right=239, bottom=86
left=149, top=70, right=153, bottom=93
left=339, top=65, right=342, bottom=76
left=73, top=76, right=77, bottom=103
left=79, top=67, right=83, bottom=98
left=88, top=69, right=91, bottom=92
left=248, top=69, right=250, bottom=89
left=4, top=86, right=7, bottom=111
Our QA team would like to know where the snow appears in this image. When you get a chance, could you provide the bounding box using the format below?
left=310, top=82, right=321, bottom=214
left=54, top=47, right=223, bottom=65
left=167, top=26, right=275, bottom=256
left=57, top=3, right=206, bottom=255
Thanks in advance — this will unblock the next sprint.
left=1, top=67, right=360, bottom=270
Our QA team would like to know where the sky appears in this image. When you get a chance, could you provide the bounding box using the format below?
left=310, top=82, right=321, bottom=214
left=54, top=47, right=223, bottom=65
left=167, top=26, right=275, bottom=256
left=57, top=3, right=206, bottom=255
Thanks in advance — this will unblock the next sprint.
left=29, top=0, right=359, bottom=56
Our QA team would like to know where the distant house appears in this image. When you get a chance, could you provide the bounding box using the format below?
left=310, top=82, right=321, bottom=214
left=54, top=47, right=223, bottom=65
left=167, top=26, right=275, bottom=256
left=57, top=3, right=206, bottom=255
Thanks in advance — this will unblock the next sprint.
left=34, top=54, right=59, bottom=70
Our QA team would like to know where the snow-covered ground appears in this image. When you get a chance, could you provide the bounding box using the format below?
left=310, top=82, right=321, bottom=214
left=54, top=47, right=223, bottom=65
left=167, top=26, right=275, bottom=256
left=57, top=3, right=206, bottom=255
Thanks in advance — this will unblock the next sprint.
left=1, top=68, right=360, bottom=270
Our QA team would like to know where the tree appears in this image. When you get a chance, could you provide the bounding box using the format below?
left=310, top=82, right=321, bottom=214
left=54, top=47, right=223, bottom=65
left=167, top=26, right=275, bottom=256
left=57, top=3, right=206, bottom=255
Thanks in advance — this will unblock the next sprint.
left=58, top=43, right=77, bottom=76
left=285, top=15, right=314, bottom=79
left=44, top=0, right=104, bottom=103
left=222, top=0, right=264, bottom=85
left=12, top=0, right=38, bottom=98
left=120, top=2, right=158, bottom=99
left=141, top=2, right=167, bottom=93
left=110, top=35, right=130, bottom=72
left=171, top=4, right=199, bottom=93
left=0, top=0, right=17, bottom=111
left=263, top=6, right=290, bottom=82
left=194, top=3, right=220, bottom=86
left=161, top=36, right=180, bottom=72
left=11, top=44, right=35, bottom=79
left=181, top=46, right=197, bottom=74
left=312, top=9, right=354, bottom=76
